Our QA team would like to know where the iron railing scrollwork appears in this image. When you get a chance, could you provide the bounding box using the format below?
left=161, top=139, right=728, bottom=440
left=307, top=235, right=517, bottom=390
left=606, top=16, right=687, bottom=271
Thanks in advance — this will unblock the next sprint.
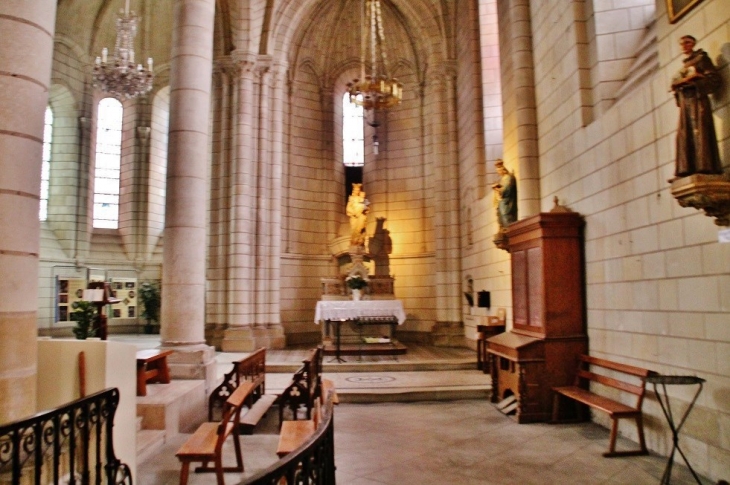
left=0, top=387, right=132, bottom=485
left=242, top=396, right=336, bottom=485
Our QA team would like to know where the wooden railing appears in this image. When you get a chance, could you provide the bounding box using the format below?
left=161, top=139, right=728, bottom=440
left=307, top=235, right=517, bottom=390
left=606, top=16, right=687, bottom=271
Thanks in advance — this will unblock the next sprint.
left=0, top=388, right=132, bottom=485
left=241, top=395, right=336, bottom=485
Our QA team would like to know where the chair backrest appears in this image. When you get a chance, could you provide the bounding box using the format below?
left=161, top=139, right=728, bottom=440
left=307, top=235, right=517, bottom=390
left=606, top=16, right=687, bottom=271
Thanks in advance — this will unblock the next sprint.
left=209, top=348, right=266, bottom=422
left=237, top=348, right=266, bottom=384
left=214, top=384, right=249, bottom=452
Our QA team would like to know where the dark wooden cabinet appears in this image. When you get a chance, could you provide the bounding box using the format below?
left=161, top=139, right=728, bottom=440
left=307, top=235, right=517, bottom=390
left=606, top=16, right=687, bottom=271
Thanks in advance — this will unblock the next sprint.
left=487, top=211, right=588, bottom=423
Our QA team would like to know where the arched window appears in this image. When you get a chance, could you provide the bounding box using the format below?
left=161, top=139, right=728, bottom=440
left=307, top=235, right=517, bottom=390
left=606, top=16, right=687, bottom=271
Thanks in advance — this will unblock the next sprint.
left=93, top=98, right=123, bottom=229
left=342, top=93, right=364, bottom=167
left=39, top=106, right=53, bottom=221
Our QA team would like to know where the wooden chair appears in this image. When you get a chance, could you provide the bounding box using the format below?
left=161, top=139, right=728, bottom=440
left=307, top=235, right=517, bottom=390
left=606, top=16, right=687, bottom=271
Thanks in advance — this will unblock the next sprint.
left=176, top=384, right=250, bottom=485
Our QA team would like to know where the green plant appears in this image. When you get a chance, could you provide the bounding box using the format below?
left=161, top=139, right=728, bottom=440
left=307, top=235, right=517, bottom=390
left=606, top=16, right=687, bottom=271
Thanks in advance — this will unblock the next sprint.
left=346, top=275, right=368, bottom=290
left=139, top=282, right=161, bottom=333
left=71, top=300, right=97, bottom=340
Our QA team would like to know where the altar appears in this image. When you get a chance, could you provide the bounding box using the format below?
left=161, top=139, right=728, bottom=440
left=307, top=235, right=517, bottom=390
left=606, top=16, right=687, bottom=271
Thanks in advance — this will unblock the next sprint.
left=314, top=300, right=407, bottom=358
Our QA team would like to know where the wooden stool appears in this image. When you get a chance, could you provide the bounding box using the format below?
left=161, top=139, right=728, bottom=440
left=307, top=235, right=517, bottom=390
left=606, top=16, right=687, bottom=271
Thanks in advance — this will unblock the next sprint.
left=136, top=349, right=173, bottom=396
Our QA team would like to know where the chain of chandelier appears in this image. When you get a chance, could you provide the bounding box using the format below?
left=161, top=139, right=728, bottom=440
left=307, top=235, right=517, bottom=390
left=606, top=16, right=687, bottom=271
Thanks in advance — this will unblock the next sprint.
left=92, top=0, right=154, bottom=100
left=346, top=0, right=403, bottom=111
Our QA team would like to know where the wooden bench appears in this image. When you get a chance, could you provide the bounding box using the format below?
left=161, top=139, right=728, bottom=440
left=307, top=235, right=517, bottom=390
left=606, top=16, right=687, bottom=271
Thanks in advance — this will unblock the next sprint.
left=136, top=349, right=173, bottom=396
left=277, top=346, right=338, bottom=425
left=176, top=383, right=249, bottom=485
left=276, top=385, right=338, bottom=458
left=552, top=354, right=657, bottom=457
left=208, top=348, right=275, bottom=434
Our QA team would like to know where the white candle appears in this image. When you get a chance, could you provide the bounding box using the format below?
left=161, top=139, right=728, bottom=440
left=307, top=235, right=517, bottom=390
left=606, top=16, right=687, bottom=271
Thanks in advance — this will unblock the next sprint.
left=147, top=57, right=153, bottom=71
left=102, top=47, right=108, bottom=63
left=129, top=50, right=134, bottom=63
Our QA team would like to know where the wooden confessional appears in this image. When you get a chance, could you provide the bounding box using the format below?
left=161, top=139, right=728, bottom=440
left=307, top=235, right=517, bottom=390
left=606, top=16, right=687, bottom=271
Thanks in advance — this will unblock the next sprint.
left=486, top=209, right=588, bottom=423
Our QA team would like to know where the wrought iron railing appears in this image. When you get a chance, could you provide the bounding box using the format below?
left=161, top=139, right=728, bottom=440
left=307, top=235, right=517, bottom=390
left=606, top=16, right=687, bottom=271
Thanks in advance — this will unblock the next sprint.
left=0, top=388, right=132, bottom=485
left=242, top=396, right=336, bottom=485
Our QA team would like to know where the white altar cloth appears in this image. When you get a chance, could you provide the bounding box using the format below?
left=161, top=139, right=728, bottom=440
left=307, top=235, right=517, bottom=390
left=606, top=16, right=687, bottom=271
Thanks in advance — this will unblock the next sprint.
left=314, top=300, right=406, bottom=325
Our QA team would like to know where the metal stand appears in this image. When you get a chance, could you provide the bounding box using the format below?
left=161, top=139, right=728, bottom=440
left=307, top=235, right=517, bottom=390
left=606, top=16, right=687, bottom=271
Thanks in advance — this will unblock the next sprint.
left=646, top=374, right=705, bottom=485
left=328, top=319, right=346, bottom=363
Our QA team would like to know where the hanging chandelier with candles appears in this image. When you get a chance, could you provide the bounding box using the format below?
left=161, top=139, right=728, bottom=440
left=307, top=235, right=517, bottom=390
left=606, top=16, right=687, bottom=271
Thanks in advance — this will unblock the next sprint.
left=92, top=0, right=154, bottom=100
left=346, top=0, right=403, bottom=111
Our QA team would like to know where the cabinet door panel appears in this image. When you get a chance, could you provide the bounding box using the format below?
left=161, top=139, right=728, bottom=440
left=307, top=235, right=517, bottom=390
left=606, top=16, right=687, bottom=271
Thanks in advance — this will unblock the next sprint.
left=512, top=250, right=527, bottom=326
left=527, top=247, right=543, bottom=328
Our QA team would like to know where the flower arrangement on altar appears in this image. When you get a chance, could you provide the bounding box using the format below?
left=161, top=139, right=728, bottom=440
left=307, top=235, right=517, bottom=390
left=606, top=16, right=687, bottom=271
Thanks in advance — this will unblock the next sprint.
left=346, top=274, right=368, bottom=290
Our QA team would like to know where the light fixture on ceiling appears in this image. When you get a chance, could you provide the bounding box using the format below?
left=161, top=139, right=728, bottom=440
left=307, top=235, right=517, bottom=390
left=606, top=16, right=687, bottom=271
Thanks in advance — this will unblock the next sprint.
left=346, top=0, right=403, bottom=111
left=92, top=0, right=154, bottom=100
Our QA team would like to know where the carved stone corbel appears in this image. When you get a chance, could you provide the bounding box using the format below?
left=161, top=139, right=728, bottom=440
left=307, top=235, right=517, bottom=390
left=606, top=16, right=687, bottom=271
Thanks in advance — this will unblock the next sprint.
left=670, top=174, right=730, bottom=226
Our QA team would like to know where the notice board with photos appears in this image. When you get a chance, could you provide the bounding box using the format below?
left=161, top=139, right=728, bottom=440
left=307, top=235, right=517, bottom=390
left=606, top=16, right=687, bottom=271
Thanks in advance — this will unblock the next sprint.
left=109, top=278, right=138, bottom=319
left=56, top=277, right=87, bottom=324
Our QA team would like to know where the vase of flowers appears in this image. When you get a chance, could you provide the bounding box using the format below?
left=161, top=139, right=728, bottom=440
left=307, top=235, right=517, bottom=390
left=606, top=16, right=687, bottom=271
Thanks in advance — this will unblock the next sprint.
left=346, top=275, right=368, bottom=301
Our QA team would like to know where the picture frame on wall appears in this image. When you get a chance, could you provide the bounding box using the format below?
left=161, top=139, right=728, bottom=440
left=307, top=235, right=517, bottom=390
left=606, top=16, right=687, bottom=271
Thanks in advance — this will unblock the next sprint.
left=667, top=0, right=704, bottom=23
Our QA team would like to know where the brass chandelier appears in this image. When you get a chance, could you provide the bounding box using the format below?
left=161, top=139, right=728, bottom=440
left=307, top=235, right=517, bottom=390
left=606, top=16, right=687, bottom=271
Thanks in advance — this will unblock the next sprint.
left=92, top=0, right=154, bottom=100
left=346, top=0, right=403, bottom=111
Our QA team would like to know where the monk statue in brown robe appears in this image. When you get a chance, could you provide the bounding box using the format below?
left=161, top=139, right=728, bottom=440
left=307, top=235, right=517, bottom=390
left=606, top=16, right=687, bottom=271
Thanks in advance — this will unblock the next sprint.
left=671, top=35, right=723, bottom=178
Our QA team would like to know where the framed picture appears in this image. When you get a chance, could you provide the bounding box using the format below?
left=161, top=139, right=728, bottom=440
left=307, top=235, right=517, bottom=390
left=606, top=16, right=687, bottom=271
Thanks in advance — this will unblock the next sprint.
left=667, top=0, right=704, bottom=23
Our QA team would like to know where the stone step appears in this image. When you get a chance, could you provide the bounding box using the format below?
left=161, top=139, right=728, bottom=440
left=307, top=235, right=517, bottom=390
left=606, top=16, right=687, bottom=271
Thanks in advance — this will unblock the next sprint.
left=136, top=379, right=207, bottom=435
left=266, top=359, right=476, bottom=374
left=263, top=370, right=491, bottom=404
left=336, top=386, right=490, bottom=403
left=136, top=429, right=166, bottom=465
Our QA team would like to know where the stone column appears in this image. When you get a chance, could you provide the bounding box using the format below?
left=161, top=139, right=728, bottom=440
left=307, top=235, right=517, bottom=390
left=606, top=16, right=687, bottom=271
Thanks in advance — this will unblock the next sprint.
left=263, top=61, right=285, bottom=340
left=160, top=0, right=216, bottom=384
left=220, top=55, right=284, bottom=351
left=497, top=0, right=539, bottom=217
left=220, top=53, right=257, bottom=352
left=0, top=0, right=57, bottom=423
left=431, top=61, right=464, bottom=346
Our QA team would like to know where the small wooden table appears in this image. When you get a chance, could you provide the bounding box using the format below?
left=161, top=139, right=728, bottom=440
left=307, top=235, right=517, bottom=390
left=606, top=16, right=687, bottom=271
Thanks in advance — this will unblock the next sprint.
left=136, top=349, right=173, bottom=396
left=476, top=323, right=505, bottom=373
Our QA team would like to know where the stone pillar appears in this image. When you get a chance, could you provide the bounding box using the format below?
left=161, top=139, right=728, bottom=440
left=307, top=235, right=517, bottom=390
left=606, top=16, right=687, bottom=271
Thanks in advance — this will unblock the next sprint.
left=497, top=0, right=540, bottom=217
left=220, top=55, right=284, bottom=351
left=0, top=0, right=57, bottom=423
left=431, top=61, right=464, bottom=346
left=220, top=53, right=257, bottom=352
left=263, top=61, right=285, bottom=340
left=206, top=57, right=237, bottom=348
left=160, top=0, right=216, bottom=385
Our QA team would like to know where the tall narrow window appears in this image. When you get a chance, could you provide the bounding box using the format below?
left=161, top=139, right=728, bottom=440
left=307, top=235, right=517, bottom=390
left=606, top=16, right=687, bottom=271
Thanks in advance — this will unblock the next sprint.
left=93, top=98, right=123, bottom=229
left=39, top=106, right=53, bottom=221
left=342, top=93, right=364, bottom=167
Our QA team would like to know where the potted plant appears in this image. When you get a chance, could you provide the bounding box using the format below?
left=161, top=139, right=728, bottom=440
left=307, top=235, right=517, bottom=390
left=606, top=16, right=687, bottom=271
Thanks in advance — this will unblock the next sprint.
left=71, top=300, right=97, bottom=340
left=346, top=275, right=368, bottom=300
left=139, top=282, right=161, bottom=334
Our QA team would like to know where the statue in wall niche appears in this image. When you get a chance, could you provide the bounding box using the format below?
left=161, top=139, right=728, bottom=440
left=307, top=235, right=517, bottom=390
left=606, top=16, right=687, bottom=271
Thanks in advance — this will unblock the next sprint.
left=671, top=35, right=723, bottom=178
left=346, top=183, right=370, bottom=247
left=492, top=159, right=517, bottom=251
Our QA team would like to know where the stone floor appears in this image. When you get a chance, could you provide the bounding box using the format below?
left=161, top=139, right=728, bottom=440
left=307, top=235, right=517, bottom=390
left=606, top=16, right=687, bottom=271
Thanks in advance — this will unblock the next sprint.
left=137, top=399, right=711, bottom=484
left=116, top=336, right=713, bottom=484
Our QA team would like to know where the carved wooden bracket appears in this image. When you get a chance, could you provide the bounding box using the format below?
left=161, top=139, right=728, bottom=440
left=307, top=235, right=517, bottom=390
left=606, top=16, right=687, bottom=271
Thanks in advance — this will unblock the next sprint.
left=670, top=174, right=730, bottom=226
